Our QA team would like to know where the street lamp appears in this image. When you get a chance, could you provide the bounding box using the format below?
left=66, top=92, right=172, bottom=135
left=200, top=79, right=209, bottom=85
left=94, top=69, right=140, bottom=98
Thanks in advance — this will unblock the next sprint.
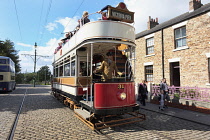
left=33, top=42, right=37, bottom=87
left=22, top=42, right=48, bottom=87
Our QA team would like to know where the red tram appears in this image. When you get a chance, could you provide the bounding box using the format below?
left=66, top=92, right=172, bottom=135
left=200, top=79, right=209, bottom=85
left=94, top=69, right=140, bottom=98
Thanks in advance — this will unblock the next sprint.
left=52, top=2, right=145, bottom=129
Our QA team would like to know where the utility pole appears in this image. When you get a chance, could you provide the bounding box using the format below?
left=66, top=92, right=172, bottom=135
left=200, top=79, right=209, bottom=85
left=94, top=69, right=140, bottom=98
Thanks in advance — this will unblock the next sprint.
left=22, top=42, right=49, bottom=87
left=45, top=66, right=47, bottom=85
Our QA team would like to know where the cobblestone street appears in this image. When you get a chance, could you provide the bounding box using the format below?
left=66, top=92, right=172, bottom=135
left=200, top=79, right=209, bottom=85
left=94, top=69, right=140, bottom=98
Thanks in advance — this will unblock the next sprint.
left=0, top=85, right=210, bottom=140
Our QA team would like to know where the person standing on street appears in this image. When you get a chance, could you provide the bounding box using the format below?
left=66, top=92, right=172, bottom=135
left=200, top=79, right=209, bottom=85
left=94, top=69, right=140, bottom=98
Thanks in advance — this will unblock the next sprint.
left=160, top=78, right=170, bottom=108
left=138, top=80, right=148, bottom=106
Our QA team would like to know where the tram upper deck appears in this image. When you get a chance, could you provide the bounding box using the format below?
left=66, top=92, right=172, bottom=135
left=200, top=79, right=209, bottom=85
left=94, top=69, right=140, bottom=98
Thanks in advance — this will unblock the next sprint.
left=54, top=20, right=135, bottom=62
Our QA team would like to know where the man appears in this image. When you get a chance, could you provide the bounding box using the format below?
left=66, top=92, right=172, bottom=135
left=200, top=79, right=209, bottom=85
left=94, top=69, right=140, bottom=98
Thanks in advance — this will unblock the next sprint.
left=160, top=78, right=170, bottom=108
left=80, top=11, right=90, bottom=26
left=93, top=52, right=124, bottom=81
left=138, top=80, right=148, bottom=106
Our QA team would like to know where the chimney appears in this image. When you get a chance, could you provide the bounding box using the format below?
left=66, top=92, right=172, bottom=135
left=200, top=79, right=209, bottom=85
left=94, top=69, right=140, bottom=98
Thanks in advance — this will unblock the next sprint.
left=189, top=0, right=203, bottom=12
left=147, top=16, right=159, bottom=30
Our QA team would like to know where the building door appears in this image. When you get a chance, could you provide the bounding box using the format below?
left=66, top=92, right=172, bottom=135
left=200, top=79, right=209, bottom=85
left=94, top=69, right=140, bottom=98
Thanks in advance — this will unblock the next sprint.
left=170, top=62, right=180, bottom=86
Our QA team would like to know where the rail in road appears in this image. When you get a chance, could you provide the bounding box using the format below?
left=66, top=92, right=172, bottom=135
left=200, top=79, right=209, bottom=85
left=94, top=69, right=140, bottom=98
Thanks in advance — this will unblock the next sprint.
left=7, top=88, right=27, bottom=140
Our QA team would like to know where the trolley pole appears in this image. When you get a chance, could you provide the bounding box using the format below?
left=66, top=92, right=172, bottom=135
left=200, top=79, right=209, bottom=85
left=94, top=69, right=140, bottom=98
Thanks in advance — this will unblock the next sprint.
left=22, top=42, right=49, bottom=87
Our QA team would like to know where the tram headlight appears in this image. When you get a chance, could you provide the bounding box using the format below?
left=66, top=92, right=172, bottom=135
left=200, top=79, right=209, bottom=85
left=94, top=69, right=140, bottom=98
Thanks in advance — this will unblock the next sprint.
left=120, top=92, right=126, bottom=100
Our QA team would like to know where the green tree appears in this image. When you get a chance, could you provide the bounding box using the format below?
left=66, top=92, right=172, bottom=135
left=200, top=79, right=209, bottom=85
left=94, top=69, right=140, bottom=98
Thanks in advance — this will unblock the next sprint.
left=25, top=73, right=34, bottom=83
left=16, top=73, right=25, bottom=84
left=0, top=39, right=21, bottom=73
left=37, top=66, right=51, bottom=84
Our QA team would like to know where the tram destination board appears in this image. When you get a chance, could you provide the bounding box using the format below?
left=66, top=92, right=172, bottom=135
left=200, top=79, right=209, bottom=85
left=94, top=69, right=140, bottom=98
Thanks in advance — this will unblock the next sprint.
left=107, top=7, right=134, bottom=23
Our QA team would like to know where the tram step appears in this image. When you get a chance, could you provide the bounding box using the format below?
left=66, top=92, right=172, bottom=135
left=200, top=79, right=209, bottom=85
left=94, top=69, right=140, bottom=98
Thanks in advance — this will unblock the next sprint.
left=74, top=108, right=90, bottom=119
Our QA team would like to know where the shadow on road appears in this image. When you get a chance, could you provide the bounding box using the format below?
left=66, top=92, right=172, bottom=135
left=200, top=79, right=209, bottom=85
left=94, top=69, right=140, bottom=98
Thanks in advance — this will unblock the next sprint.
left=0, top=84, right=66, bottom=115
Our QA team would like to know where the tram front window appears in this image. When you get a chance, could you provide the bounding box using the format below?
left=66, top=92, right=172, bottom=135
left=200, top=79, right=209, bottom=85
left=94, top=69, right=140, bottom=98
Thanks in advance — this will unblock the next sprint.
left=79, top=61, right=90, bottom=76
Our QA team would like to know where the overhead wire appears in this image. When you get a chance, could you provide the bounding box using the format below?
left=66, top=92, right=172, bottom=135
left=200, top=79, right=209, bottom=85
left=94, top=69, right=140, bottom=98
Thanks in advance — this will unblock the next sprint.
left=48, top=0, right=85, bottom=53
left=63, top=0, right=85, bottom=32
left=36, top=0, right=45, bottom=42
left=38, top=0, right=53, bottom=46
left=13, top=0, right=22, bottom=41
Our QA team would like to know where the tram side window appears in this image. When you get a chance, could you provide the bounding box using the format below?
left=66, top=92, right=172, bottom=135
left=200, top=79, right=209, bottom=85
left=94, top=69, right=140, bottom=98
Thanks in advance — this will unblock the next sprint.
left=59, top=66, right=63, bottom=76
left=71, top=61, right=75, bottom=76
left=64, top=63, right=70, bottom=76
left=55, top=67, right=58, bottom=77
left=0, top=75, right=3, bottom=80
left=10, top=65, right=15, bottom=73
left=0, top=66, right=9, bottom=72
left=0, top=59, right=6, bottom=64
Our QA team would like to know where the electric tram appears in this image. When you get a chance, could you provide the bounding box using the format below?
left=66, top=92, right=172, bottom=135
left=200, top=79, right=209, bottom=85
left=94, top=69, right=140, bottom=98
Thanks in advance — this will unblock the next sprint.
left=0, top=56, right=16, bottom=92
left=52, top=2, right=145, bottom=129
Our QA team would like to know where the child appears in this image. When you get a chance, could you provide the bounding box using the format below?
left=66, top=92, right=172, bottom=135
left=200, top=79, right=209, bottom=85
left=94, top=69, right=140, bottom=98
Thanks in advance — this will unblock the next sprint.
left=158, top=92, right=164, bottom=111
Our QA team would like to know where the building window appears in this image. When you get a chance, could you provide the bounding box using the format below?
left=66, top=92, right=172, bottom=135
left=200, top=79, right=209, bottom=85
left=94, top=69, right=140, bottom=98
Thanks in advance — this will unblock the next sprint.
left=208, top=58, right=210, bottom=83
left=175, top=26, right=186, bottom=48
left=146, top=37, right=154, bottom=55
left=145, top=65, right=153, bottom=82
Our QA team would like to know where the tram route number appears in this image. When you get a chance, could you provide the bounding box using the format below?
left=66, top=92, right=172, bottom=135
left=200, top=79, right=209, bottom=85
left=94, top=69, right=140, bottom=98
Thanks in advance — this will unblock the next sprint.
left=118, top=84, right=124, bottom=89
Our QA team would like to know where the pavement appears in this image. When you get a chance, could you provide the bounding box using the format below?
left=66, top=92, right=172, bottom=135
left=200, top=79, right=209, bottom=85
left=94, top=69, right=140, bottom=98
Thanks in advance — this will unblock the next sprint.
left=140, top=102, right=210, bottom=126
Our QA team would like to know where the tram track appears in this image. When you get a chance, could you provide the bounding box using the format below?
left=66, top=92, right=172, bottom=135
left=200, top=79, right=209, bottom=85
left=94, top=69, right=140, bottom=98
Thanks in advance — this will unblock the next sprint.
left=94, top=129, right=114, bottom=140
left=7, top=88, right=28, bottom=140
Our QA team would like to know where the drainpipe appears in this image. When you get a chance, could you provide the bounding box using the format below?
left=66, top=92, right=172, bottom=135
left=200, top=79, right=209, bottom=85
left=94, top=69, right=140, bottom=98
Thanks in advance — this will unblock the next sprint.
left=161, top=28, right=165, bottom=79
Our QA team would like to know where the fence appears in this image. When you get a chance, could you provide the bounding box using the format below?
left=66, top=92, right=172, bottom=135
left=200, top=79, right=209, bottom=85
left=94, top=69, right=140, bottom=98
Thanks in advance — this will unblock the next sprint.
left=152, top=85, right=210, bottom=102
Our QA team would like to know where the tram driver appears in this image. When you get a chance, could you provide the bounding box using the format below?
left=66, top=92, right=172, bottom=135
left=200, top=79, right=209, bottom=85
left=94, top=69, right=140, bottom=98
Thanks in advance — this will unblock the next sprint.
left=93, top=52, right=124, bottom=82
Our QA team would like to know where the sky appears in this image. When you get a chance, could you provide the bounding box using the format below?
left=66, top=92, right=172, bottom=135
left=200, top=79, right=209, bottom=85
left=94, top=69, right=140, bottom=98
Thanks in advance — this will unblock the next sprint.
left=0, top=0, right=210, bottom=73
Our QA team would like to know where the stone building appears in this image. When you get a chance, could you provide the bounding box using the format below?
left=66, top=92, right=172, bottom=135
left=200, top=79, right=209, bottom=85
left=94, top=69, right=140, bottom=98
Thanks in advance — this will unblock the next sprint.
left=135, top=0, right=210, bottom=87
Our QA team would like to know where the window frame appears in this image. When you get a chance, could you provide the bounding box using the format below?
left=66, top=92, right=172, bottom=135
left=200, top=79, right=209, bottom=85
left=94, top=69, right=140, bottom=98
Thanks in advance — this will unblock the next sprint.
left=145, top=65, right=153, bottom=82
left=174, top=26, right=187, bottom=49
left=146, top=37, right=154, bottom=55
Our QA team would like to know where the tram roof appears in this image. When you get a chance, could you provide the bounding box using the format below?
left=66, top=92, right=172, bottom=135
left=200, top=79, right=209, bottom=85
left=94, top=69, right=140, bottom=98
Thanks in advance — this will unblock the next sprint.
left=0, top=56, right=10, bottom=59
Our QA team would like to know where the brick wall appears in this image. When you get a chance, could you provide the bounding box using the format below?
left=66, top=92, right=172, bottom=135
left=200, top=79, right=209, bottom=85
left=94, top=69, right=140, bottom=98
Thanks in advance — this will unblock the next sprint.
left=135, top=12, right=210, bottom=87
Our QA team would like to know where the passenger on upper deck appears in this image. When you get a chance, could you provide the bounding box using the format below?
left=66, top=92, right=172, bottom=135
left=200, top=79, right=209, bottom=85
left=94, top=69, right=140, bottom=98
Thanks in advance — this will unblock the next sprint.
left=75, top=19, right=81, bottom=32
left=93, top=52, right=124, bottom=82
left=97, top=5, right=110, bottom=20
left=61, top=32, right=72, bottom=43
left=80, top=11, right=90, bottom=26
left=98, top=5, right=111, bottom=13
left=97, top=11, right=108, bottom=20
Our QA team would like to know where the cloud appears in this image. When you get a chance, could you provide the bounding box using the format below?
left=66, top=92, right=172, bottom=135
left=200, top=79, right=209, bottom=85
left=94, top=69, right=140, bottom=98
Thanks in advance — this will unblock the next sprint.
left=16, top=43, right=33, bottom=48
left=56, top=16, right=79, bottom=33
left=45, top=22, right=57, bottom=31
left=124, top=0, right=210, bottom=33
left=18, top=16, right=80, bottom=73
left=18, top=38, right=62, bottom=73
